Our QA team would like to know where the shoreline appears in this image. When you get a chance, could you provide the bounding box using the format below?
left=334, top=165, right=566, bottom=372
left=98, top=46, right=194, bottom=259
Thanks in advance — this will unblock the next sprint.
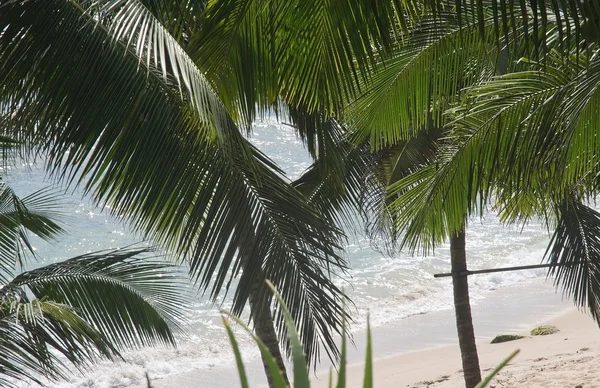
left=310, top=277, right=573, bottom=371
left=312, top=307, right=600, bottom=387
left=309, top=277, right=578, bottom=387
left=145, top=277, right=577, bottom=388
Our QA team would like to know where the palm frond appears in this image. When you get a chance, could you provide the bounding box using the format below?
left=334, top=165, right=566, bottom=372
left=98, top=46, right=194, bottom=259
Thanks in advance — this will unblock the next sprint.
left=0, top=184, right=64, bottom=282
left=362, top=128, right=442, bottom=254
left=0, top=298, right=118, bottom=387
left=422, top=0, right=596, bottom=51
left=0, top=128, right=20, bottom=169
left=0, top=0, right=351, bottom=366
left=192, top=0, right=409, bottom=129
left=0, top=294, right=120, bottom=387
left=546, top=199, right=600, bottom=322
left=80, top=0, right=240, bottom=148
left=4, top=247, right=188, bottom=347
left=131, top=0, right=201, bottom=45
left=451, top=51, right=600, bottom=220
left=0, top=247, right=186, bottom=387
left=451, top=65, right=570, bottom=197
left=290, top=113, right=373, bottom=231
left=0, top=0, right=251, bottom=180
left=191, top=144, right=351, bottom=366
left=348, top=11, right=502, bottom=150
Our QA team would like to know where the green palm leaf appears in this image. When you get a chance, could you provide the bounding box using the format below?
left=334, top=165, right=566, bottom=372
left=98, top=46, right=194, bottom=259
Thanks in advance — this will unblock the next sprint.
left=348, top=11, right=500, bottom=149
left=0, top=184, right=64, bottom=282
left=382, top=26, right=585, bottom=252
left=450, top=50, right=600, bottom=223
left=193, top=0, right=407, bottom=129
left=291, top=114, right=374, bottom=231
left=4, top=247, right=187, bottom=347
left=420, top=0, right=595, bottom=51
left=217, top=149, right=350, bottom=365
left=0, top=247, right=187, bottom=386
left=0, top=0, right=350, bottom=366
left=0, top=299, right=115, bottom=387
left=82, top=0, right=240, bottom=146
left=362, top=128, right=442, bottom=254
left=546, top=199, right=600, bottom=321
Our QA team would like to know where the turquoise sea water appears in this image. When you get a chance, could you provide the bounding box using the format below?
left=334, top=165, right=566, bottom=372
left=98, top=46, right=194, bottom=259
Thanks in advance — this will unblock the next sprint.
left=7, top=118, right=555, bottom=387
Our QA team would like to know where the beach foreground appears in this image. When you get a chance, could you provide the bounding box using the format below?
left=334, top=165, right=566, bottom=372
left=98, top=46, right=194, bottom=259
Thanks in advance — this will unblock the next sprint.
left=313, top=308, right=600, bottom=388
left=139, top=279, right=596, bottom=388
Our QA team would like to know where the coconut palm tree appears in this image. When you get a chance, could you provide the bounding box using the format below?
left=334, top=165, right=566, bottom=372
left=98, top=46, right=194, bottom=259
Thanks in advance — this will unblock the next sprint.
left=0, top=1, right=363, bottom=385
left=342, top=8, right=510, bottom=385
left=348, top=3, right=600, bottom=387
left=5, top=2, right=597, bottom=388
left=188, top=2, right=600, bottom=387
left=448, top=12, right=600, bottom=319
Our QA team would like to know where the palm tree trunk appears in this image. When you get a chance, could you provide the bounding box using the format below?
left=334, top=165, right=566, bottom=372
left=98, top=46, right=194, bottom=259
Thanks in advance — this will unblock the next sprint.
left=247, top=275, right=290, bottom=387
left=238, top=229, right=290, bottom=387
left=450, top=228, right=481, bottom=388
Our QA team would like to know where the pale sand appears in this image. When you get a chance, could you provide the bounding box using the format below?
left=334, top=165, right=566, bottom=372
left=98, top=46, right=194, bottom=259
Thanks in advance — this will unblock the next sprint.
left=313, top=308, right=600, bottom=388
left=144, top=279, right=596, bottom=387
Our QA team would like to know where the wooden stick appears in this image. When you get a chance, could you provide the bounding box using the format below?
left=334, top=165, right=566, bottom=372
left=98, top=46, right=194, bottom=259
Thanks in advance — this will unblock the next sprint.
left=433, top=263, right=557, bottom=278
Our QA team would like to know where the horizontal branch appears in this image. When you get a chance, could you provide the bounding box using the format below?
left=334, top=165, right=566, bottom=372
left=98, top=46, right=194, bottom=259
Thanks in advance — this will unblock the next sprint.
left=433, top=263, right=558, bottom=278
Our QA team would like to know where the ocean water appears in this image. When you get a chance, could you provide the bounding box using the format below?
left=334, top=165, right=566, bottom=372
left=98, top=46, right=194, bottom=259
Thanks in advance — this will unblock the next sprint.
left=7, top=117, right=555, bottom=387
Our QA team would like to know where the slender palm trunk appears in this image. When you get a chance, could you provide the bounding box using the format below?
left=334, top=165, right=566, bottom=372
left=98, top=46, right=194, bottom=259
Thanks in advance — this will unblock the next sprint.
left=450, top=228, right=481, bottom=388
left=238, top=229, right=289, bottom=387
left=247, top=275, right=289, bottom=387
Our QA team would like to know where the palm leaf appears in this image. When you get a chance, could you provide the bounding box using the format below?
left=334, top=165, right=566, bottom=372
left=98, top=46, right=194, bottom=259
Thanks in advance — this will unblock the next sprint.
left=545, top=199, right=600, bottom=322
left=420, top=0, right=594, bottom=52
left=291, top=114, right=374, bottom=231
left=81, top=0, right=241, bottom=147
left=218, top=150, right=350, bottom=365
left=0, top=184, right=64, bottom=282
left=350, top=1, right=592, bottom=253
left=450, top=50, right=600, bottom=223
left=0, top=0, right=251, bottom=181
left=362, top=128, right=442, bottom=255
left=348, top=13, right=495, bottom=148
left=0, top=247, right=186, bottom=387
left=192, top=0, right=409, bottom=129
left=0, top=298, right=121, bottom=387
left=4, top=247, right=188, bottom=347
left=0, top=0, right=351, bottom=366
left=0, top=300, right=106, bottom=387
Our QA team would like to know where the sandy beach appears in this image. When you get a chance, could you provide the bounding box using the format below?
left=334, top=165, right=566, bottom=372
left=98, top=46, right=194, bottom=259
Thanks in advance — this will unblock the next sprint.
left=313, top=308, right=600, bottom=388
left=139, top=277, right=600, bottom=388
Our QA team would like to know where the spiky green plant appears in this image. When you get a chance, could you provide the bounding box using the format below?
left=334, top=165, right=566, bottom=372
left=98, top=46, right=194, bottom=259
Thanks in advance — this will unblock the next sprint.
left=223, top=281, right=520, bottom=388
